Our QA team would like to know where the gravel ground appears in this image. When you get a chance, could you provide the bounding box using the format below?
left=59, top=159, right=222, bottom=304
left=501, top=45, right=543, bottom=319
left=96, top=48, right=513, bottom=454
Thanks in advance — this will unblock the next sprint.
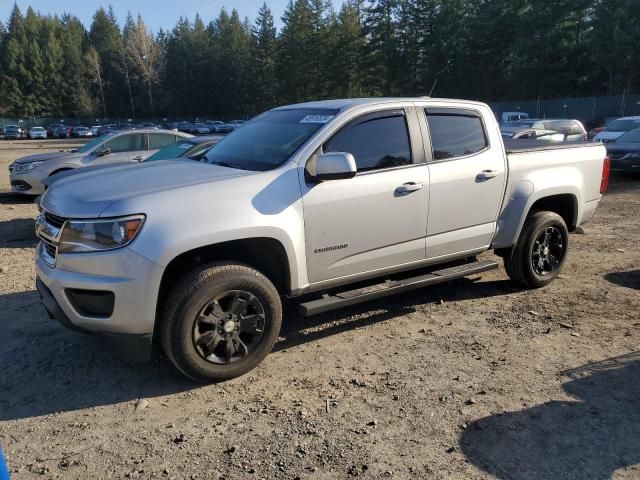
left=0, top=140, right=639, bottom=479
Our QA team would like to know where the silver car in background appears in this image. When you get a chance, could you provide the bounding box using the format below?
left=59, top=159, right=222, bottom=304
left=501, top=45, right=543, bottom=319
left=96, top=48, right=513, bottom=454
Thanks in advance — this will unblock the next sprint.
left=8, top=128, right=192, bottom=195
left=28, top=127, right=48, bottom=139
left=501, top=119, right=587, bottom=142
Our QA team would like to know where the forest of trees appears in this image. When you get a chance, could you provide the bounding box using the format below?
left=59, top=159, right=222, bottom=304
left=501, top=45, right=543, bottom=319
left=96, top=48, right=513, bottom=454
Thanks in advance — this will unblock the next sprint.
left=0, top=0, right=638, bottom=120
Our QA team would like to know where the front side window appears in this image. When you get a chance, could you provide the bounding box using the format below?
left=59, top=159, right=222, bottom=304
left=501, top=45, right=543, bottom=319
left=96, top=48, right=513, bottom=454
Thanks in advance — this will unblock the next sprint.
left=103, top=133, right=144, bottom=153
left=425, top=109, right=488, bottom=160
left=148, top=133, right=178, bottom=150
left=323, top=111, right=412, bottom=172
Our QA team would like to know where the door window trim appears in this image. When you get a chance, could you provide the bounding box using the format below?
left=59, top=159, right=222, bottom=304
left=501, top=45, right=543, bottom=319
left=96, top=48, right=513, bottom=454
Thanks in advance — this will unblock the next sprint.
left=423, top=107, right=490, bottom=164
left=319, top=108, right=417, bottom=176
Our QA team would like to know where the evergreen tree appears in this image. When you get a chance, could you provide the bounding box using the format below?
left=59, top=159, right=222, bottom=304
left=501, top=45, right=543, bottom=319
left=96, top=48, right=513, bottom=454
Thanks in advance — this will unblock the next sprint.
left=1, top=5, right=28, bottom=115
left=327, top=1, right=366, bottom=97
left=89, top=7, right=124, bottom=116
left=362, top=0, right=399, bottom=96
left=250, top=3, right=278, bottom=113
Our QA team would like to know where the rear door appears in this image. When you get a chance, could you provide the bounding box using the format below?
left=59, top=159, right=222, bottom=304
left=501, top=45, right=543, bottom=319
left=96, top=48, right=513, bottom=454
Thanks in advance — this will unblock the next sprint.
left=419, top=106, right=507, bottom=260
left=301, top=107, right=429, bottom=284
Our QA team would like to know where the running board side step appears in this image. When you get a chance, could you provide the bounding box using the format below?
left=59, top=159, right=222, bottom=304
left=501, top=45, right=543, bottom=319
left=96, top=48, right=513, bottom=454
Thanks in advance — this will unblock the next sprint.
left=299, top=260, right=499, bottom=317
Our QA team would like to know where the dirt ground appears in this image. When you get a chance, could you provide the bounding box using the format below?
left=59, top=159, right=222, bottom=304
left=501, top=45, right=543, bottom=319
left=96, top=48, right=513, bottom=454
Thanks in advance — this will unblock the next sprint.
left=0, top=140, right=639, bottom=480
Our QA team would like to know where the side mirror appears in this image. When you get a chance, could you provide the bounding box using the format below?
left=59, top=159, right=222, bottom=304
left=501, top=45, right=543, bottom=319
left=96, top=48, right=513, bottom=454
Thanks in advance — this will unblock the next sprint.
left=95, top=147, right=111, bottom=157
left=314, top=152, right=357, bottom=181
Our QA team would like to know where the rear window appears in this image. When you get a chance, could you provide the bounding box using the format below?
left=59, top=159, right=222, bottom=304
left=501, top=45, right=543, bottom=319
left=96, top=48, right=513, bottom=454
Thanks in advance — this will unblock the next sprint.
left=425, top=108, right=488, bottom=160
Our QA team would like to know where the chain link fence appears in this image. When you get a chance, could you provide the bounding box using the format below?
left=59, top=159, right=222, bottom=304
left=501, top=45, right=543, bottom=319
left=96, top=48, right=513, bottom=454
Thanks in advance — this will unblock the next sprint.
left=490, top=94, right=640, bottom=129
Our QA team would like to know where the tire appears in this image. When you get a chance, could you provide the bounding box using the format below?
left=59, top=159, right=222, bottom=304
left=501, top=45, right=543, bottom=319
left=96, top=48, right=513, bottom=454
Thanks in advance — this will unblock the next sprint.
left=160, top=262, right=282, bottom=382
left=503, top=211, right=569, bottom=289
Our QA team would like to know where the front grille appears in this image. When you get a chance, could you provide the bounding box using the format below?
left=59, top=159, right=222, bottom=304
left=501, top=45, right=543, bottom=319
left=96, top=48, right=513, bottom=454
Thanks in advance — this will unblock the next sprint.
left=37, top=209, right=67, bottom=267
left=40, top=240, right=57, bottom=267
left=44, top=212, right=66, bottom=229
left=608, top=152, right=625, bottom=160
left=43, top=241, right=57, bottom=258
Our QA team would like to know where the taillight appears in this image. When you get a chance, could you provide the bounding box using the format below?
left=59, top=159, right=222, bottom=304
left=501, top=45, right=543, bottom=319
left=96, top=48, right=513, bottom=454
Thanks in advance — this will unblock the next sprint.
left=600, top=156, right=610, bottom=194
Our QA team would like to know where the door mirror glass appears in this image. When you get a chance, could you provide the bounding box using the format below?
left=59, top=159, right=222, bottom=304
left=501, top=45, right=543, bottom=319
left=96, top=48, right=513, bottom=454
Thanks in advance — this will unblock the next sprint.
left=314, top=152, right=357, bottom=181
left=95, top=147, right=111, bottom=157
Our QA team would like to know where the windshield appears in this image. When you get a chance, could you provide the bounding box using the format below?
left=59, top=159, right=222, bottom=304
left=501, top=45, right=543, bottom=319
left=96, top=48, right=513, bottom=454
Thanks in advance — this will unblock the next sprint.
left=32, top=127, right=44, bottom=131
left=73, top=133, right=114, bottom=153
left=146, top=141, right=197, bottom=161
left=606, top=119, right=640, bottom=132
left=204, top=108, right=338, bottom=171
left=615, top=128, right=640, bottom=143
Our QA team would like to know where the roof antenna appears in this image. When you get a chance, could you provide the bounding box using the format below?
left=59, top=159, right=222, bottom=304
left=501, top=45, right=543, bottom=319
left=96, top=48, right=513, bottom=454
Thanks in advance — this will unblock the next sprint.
left=428, top=76, right=439, bottom=97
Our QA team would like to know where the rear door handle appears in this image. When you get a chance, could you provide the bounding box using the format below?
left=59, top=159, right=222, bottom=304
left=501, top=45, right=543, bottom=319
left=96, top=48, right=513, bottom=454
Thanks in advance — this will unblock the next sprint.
left=476, top=170, right=498, bottom=181
left=395, top=182, right=424, bottom=194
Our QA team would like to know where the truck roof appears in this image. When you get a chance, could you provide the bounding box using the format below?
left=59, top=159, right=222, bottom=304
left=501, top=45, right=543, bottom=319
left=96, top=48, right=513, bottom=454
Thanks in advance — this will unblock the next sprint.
left=274, top=97, right=489, bottom=112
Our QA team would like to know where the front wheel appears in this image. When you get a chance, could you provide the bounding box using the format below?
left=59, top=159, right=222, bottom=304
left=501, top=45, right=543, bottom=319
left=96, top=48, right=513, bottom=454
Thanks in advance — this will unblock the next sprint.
left=503, top=211, right=569, bottom=288
left=160, top=263, right=282, bottom=382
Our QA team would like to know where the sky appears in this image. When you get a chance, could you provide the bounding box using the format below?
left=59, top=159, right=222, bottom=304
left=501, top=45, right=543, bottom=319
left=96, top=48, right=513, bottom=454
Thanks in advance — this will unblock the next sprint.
left=1, top=0, right=291, bottom=31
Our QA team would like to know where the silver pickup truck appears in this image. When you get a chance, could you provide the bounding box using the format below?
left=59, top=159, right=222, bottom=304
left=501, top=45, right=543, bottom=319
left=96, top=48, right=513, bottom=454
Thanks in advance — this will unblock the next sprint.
left=35, top=98, right=610, bottom=382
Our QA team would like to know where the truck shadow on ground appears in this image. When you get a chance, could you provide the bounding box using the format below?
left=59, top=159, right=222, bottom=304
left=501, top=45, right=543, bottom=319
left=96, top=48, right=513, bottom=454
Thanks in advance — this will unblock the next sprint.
left=0, top=218, right=38, bottom=248
left=0, top=291, right=194, bottom=422
left=0, top=277, right=514, bottom=421
left=460, top=351, right=640, bottom=480
left=276, top=277, right=516, bottom=352
left=605, top=270, right=640, bottom=290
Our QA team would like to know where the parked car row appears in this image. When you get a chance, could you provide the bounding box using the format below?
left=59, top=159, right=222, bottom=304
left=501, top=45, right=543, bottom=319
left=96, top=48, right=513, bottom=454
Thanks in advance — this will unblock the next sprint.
left=171, top=120, right=245, bottom=135
left=3, top=125, right=52, bottom=139
left=2, top=119, right=247, bottom=140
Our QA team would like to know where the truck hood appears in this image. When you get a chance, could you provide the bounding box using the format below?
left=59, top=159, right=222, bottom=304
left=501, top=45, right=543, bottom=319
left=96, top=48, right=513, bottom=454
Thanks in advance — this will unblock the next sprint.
left=42, top=160, right=252, bottom=218
left=14, top=150, right=79, bottom=164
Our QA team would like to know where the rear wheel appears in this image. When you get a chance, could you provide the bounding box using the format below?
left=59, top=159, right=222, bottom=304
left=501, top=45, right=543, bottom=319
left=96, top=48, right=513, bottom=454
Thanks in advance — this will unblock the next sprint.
left=503, top=211, right=568, bottom=288
left=160, top=262, right=282, bottom=382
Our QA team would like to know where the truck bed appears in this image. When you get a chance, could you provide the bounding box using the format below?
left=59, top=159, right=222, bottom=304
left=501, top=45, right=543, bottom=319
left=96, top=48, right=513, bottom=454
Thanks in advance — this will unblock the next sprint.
left=503, top=139, right=602, bottom=154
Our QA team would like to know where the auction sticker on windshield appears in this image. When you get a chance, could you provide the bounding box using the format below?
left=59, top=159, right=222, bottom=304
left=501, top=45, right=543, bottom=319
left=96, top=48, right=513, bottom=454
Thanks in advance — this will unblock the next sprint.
left=300, top=115, right=334, bottom=124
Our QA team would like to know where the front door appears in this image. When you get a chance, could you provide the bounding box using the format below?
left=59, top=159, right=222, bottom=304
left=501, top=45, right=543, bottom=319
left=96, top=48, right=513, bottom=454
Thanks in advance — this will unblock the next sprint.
left=90, top=132, right=145, bottom=165
left=421, top=106, right=507, bottom=259
left=302, top=109, right=429, bottom=284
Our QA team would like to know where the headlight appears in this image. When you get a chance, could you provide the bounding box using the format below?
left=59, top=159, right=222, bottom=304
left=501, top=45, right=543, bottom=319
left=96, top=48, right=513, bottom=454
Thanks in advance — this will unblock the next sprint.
left=13, top=161, right=44, bottom=172
left=58, top=215, right=145, bottom=253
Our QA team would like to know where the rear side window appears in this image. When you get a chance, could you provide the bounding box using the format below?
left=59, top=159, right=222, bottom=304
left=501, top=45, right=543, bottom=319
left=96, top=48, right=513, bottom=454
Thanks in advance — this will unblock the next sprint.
left=148, top=133, right=178, bottom=150
left=104, top=133, right=144, bottom=153
left=425, top=109, right=487, bottom=160
left=324, top=111, right=412, bottom=172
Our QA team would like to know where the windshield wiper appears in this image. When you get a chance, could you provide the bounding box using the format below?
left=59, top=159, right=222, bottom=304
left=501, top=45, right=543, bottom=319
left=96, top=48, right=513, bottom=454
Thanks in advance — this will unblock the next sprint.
left=209, top=161, right=247, bottom=170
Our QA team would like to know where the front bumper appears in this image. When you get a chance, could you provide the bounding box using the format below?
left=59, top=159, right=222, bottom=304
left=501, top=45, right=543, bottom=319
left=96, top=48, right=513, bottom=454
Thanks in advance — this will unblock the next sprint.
left=36, top=244, right=164, bottom=337
left=9, top=168, right=47, bottom=195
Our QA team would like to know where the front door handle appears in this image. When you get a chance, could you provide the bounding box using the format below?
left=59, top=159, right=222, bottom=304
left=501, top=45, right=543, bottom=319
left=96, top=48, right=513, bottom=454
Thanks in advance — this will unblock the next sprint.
left=395, top=182, right=424, bottom=194
left=476, top=170, right=498, bottom=181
